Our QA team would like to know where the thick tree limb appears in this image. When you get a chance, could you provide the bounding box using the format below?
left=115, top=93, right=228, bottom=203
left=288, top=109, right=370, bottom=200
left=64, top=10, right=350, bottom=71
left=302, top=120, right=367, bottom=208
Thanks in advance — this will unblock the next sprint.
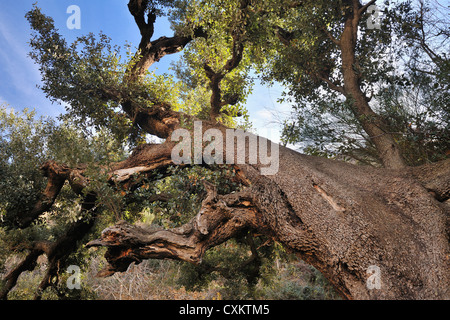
left=126, top=0, right=207, bottom=80
left=88, top=142, right=450, bottom=299
left=15, top=161, right=70, bottom=228
left=0, top=249, right=43, bottom=300
left=202, top=0, right=249, bottom=120
left=7, top=0, right=448, bottom=301
left=87, top=184, right=266, bottom=277
left=204, top=37, right=244, bottom=120
left=408, top=158, right=450, bottom=202
left=128, top=0, right=156, bottom=49
left=1, top=141, right=185, bottom=299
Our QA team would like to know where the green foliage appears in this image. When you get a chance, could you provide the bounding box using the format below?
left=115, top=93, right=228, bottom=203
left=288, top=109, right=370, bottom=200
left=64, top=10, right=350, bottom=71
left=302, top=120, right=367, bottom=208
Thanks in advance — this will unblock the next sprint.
left=0, top=104, right=127, bottom=223
left=26, top=4, right=185, bottom=145
left=176, top=239, right=340, bottom=300
left=170, top=0, right=254, bottom=128
left=0, top=105, right=127, bottom=298
left=26, top=4, right=129, bottom=141
left=177, top=236, right=273, bottom=299
left=129, top=165, right=243, bottom=228
left=263, top=0, right=449, bottom=166
left=0, top=106, right=49, bottom=225
left=263, top=260, right=341, bottom=300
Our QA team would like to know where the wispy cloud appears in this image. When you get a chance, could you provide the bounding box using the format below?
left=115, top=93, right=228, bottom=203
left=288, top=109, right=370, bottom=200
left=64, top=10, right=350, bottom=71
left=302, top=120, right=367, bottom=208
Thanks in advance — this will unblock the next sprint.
left=0, top=17, right=42, bottom=96
left=0, top=10, right=64, bottom=118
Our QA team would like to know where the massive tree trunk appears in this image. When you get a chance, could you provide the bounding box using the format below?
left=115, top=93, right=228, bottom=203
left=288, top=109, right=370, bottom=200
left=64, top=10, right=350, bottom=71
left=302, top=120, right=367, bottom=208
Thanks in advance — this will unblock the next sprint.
left=86, top=115, right=450, bottom=300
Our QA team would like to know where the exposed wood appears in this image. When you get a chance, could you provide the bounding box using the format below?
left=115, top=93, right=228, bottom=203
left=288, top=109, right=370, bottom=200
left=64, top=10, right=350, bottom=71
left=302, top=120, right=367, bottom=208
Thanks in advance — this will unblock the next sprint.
left=87, top=187, right=266, bottom=276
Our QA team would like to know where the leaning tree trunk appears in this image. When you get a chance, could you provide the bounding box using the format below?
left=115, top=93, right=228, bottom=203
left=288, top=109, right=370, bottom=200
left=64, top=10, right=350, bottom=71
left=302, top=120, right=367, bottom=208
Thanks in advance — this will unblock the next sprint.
left=339, top=14, right=407, bottom=170
left=87, top=123, right=449, bottom=300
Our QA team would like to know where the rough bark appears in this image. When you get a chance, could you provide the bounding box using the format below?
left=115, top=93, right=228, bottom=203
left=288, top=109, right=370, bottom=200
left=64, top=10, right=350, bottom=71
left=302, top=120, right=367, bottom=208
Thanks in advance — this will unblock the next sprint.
left=87, top=122, right=450, bottom=299
left=4, top=107, right=448, bottom=299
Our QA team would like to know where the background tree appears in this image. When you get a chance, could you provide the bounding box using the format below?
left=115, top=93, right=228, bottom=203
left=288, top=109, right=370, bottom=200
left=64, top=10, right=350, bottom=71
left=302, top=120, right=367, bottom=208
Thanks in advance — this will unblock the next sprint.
left=0, top=105, right=127, bottom=299
left=275, top=0, right=449, bottom=166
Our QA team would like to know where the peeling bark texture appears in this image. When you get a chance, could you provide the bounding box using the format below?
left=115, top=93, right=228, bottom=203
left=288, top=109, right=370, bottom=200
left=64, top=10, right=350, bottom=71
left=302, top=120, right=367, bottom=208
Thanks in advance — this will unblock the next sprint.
left=88, top=184, right=264, bottom=277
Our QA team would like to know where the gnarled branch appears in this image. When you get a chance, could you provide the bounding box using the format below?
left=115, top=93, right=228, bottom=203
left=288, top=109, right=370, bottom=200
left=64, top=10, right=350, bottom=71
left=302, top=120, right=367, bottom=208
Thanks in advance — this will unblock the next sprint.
left=87, top=183, right=266, bottom=277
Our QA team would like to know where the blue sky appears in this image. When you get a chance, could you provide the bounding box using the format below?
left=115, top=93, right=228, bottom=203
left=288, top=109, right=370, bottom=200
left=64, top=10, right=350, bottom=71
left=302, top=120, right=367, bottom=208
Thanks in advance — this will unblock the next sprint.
left=0, top=1, right=289, bottom=142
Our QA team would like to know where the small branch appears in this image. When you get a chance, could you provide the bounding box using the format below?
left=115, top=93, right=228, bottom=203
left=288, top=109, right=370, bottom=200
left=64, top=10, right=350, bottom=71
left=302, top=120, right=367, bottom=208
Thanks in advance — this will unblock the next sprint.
left=220, top=94, right=241, bottom=108
left=358, top=0, right=377, bottom=15
left=125, top=1, right=207, bottom=80
left=223, top=35, right=245, bottom=73
left=319, top=76, right=346, bottom=95
left=34, top=194, right=98, bottom=300
left=203, top=63, right=225, bottom=120
left=128, top=0, right=156, bottom=50
left=275, top=26, right=294, bottom=46
left=202, top=0, right=249, bottom=121
left=205, top=38, right=245, bottom=120
left=322, top=27, right=341, bottom=46
left=0, top=249, right=43, bottom=300
left=14, top=161, right=70, bottom=228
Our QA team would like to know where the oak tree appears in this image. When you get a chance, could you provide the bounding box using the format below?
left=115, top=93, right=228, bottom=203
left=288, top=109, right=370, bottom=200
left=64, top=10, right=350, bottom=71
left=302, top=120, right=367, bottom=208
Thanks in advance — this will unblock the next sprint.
left=1, top=0, right=448, bottom=300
